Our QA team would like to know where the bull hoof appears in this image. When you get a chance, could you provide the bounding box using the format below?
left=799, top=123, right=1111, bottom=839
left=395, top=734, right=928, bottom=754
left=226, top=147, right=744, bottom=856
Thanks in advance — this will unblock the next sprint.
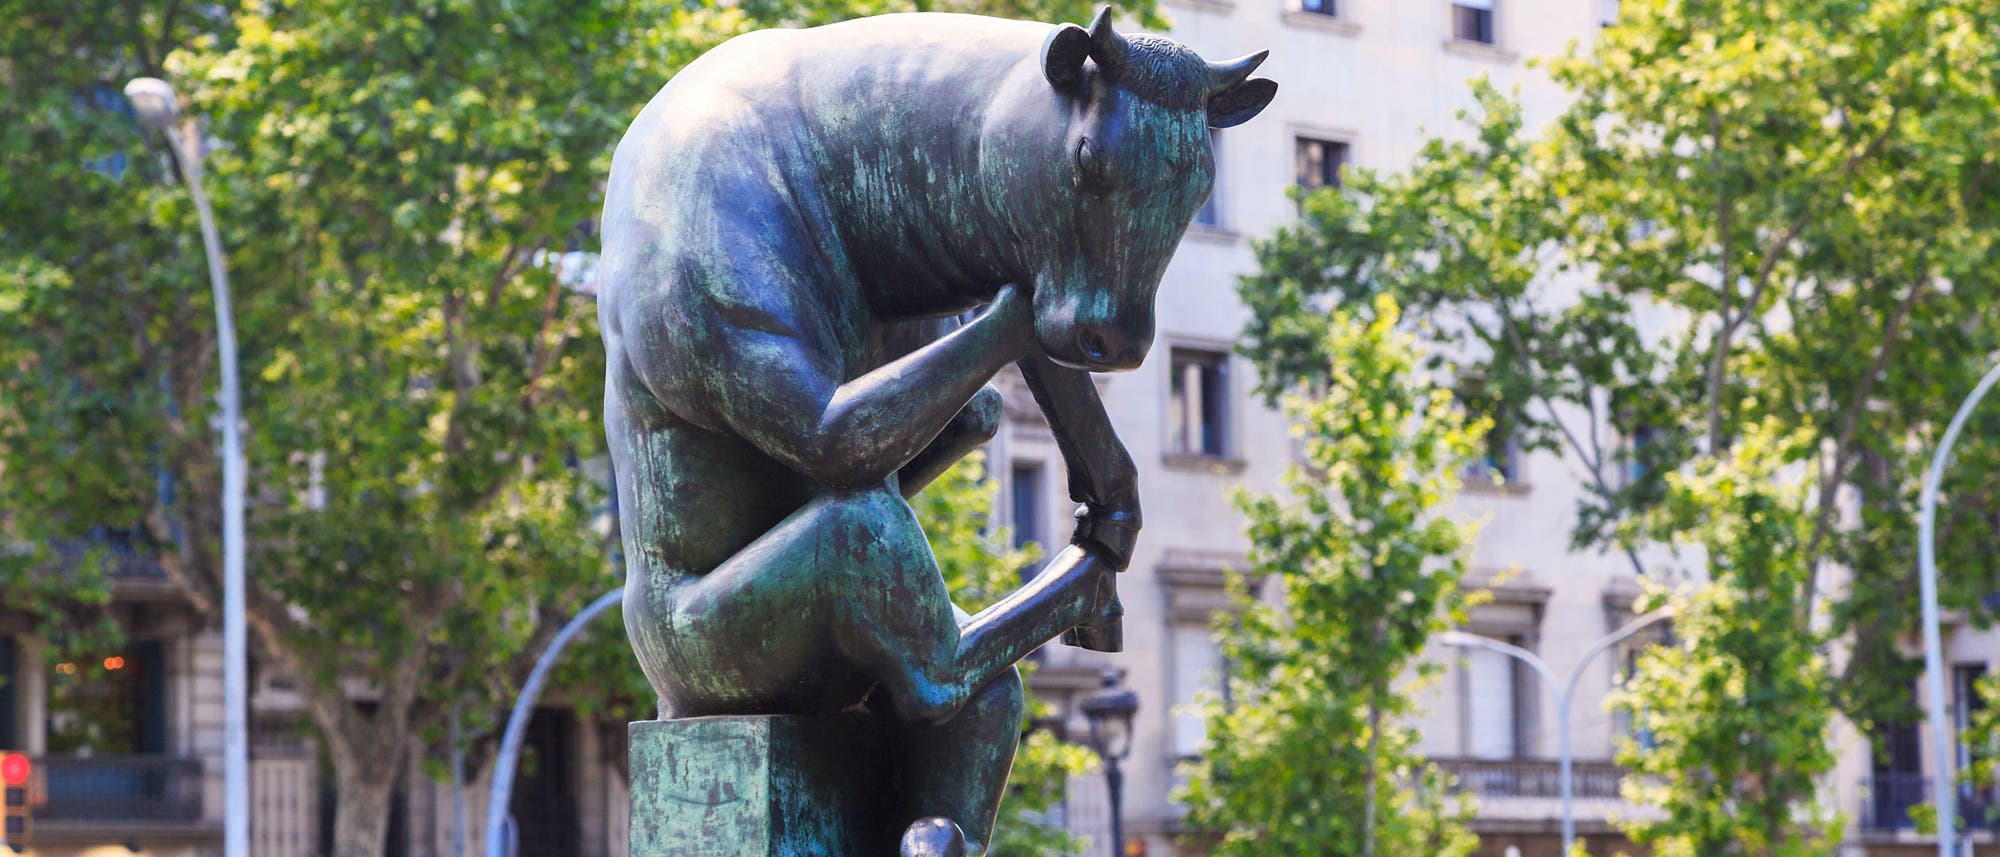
left=900, top=817, right=968, bottom=857
left=1061, top=591, right=1124, bottom=652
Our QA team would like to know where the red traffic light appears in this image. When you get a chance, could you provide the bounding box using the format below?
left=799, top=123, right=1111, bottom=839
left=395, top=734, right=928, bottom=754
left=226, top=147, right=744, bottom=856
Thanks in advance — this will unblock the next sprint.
left=0, top=754, right=28, bottom=786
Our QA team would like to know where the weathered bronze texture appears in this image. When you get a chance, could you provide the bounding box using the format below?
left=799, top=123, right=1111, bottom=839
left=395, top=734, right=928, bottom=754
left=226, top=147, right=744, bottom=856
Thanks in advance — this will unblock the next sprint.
left=599, top=7, right=1275, bottom=854
left=628, top=716, right=897, bottom=857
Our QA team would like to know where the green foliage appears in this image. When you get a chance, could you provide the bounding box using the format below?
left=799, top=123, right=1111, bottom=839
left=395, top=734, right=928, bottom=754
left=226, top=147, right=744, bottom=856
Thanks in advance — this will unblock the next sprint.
left=3, top=0, right=1156, bottom=852
left=913, top=451, right=1097, bottom=857
left=1237, top=0, right=2000, bottom=844
left=1613, top=423, right=1840, bottom=856
left=1182, top=298, right=1480, bottom=857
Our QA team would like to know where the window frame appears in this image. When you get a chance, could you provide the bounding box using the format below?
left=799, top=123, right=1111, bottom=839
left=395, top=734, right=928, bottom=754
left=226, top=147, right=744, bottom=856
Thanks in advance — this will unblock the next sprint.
left=1450, top=0, right=1498, bottom=45
left=1008, top=460, right=1045, bottom=553
left=1165, top=345, right=1235, bottom=463
left=1293, top=135, right=1350, bottom=195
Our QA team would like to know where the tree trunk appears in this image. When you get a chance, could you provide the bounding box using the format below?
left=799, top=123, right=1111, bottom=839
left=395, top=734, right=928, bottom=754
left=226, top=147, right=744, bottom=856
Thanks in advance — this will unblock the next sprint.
left=331, top=738, right=404, bottom=857
left=1363, top=694, right=1381, bottom=857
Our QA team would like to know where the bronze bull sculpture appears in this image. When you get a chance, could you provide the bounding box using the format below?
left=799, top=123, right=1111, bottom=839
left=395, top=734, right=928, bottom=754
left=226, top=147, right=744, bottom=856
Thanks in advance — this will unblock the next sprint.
left=599, top=8, right=1274, bottom=854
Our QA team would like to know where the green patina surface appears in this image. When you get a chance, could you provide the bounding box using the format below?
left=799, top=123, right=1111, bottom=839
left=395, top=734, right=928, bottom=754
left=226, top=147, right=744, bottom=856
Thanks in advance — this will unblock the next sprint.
left=602, top=6, right=1275, bottom=853
left=630, top=716, right=897, bottom=857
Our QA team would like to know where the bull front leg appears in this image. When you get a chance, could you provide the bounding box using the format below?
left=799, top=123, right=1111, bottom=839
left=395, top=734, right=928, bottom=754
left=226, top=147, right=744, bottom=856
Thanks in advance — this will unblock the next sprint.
left=1014, top=353, right=1139, bottom=651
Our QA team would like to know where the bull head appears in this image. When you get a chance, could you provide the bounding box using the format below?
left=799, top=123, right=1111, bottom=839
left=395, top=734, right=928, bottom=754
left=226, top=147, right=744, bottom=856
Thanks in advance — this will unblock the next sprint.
left=981, top=7, right=1275, bottom=370
left=1041, top=6, right=1277, bottom=129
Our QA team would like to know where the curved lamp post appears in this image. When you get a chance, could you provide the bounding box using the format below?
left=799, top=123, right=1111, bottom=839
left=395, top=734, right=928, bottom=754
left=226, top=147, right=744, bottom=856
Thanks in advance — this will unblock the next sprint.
left=1916, top=360, right=2000, bottom=857
left=1079, top=668, right=1139, bottom=857
left=484, top=587, right=624, bottom=857
left=1439, top=606, right=1675, bottom=855
left=124, top=76, right=249, bottom=857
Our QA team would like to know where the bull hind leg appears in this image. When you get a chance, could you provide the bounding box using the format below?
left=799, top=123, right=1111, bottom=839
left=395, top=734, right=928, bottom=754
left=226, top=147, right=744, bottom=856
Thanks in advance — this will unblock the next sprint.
left=894, top=667, right=1025, bottom=857
left=629, top=483, right=1106, bottom=851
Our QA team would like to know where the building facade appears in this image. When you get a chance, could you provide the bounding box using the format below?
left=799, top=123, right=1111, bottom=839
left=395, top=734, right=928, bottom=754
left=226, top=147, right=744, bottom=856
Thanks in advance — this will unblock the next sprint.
left=4, top=3, right=1995, bottom=857
left=1003, top=2, right=2000, bottom=857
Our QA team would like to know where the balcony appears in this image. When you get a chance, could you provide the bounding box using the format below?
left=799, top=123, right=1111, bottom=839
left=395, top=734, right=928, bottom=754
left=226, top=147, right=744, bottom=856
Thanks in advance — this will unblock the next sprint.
left=1861, top=773, right=2000, bottom=833
left=51, top=537, right=168, bottom=581
left=38, top=754, right=204, bottom=821
left=1433, top=757, right=1627, bottom=799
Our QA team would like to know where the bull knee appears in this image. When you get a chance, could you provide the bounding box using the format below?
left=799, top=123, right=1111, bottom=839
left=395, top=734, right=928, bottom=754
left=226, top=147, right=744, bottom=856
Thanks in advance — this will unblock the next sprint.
left=979, top=666, right=1025, bottom=724
left=957, top=384, right=1002, bottom=445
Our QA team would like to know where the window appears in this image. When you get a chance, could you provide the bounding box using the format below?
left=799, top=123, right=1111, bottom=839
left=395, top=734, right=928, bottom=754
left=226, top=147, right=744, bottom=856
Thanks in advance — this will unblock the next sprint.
left=0, top=637, right=14, bottom=749
left=1294, top=137, right=1348, bottom=193
left=45, top=640, right=166, bottom=755
left=1619, top=424, right=1657, bottom=487
left=1956, top=665, right=1993, bottom=812
left=1009, top=462, right=1044, bottom=554
left=1193, top=131, right=1223, bottom=228
left=1452, top=0, right=1496, bottom=44
left=1299, top=0, right=1336, bottom=15
left=1169, top=349, right=1230, bottom=458
left=1171, top=623, right=1226, bottom=756
left=1466, top=421, right=1522, bottom=486
left=1869, top=684, right=1924, bottom=830
left=1614, top=625, right=1672, bottom=751
left=1465, top=641, right=1520, bottom=759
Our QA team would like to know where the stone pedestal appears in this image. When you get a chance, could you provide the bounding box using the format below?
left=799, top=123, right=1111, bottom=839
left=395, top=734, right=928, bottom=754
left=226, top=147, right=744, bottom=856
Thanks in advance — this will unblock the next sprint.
left=628, top=715, right=897, bottom=857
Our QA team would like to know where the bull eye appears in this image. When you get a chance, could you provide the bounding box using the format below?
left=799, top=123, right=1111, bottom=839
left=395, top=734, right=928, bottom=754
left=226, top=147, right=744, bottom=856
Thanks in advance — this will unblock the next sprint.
left=1075, top=136, right=1111, bottom=193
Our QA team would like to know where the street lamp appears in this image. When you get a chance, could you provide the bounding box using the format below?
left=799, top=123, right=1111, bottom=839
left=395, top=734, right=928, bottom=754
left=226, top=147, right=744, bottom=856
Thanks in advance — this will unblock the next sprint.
left=123, top=76, right=249, bottom=857
left=1438, top=606, right=1675, bottom=856
left=1080, top=668, right=1139, bottom=857
left=1916, top=360, right=2000, bottom=857
left=485, top=587, right=624, bottom=857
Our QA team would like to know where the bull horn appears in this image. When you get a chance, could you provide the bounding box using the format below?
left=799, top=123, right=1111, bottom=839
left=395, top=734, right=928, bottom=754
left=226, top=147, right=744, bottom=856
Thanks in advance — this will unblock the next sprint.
left=1206, top=49, right=1269, bottom=93
left=1087, top=6, right=1129, bottom=75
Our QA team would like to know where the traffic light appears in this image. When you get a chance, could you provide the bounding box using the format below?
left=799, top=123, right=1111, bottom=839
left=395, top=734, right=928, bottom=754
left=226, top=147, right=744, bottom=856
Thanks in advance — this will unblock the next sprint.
left=0, top=752, right=28, bottom=849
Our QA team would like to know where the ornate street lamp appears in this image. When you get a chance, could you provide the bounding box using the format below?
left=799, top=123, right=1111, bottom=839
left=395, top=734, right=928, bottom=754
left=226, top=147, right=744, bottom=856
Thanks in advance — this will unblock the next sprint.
left=124, top=76, right=248, bottom=857
left=1080, top=668, right=1139, bottom=857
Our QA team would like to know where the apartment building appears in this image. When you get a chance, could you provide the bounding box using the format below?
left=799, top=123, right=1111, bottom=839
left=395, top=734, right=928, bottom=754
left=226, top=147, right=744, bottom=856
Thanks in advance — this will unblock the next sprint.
left=1003, top=2, right=2000, bottom=857
left=0, top=544, right=636, bottom=857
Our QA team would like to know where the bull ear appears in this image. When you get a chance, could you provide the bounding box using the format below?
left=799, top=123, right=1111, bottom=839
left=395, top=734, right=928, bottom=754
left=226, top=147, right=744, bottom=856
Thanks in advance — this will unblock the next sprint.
left=1042, top=23, right=1092, bottom=92
left=1209, top=78, right=1277, bottom=128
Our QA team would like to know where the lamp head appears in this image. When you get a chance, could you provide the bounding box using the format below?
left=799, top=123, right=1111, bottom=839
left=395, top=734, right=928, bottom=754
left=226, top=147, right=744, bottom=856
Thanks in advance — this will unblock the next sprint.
left=1437, top=631, right=1481, bottom=649
left=1079, top=668, right=1140, bottom=761
left=123, top=77, right=180, bottom=129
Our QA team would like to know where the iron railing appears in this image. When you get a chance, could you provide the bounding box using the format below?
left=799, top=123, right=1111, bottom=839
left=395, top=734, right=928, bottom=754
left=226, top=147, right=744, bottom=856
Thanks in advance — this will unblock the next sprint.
left=36, top=754, right=204, bottom=821
left=1861, top=772, right=2000, bottom=832
left=1433, top=757, right=1627, bottom=799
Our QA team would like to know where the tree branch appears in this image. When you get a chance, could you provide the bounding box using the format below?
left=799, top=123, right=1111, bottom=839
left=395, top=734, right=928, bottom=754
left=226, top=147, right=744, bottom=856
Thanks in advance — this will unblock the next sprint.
left=1800, top=273, right=1926, bottom=619
left=1491, top=297, right=1651, bottom=579
left=1706, top=108, right=1734, bottom=453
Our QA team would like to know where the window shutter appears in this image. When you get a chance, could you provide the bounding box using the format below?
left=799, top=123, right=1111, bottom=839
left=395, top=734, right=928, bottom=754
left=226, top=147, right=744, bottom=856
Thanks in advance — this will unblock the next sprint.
left=1170, top=625, right=1223, bottom=756
left=1466, top=647, right=1517, bottom=760
left=134, top=640, right=168, bottom=754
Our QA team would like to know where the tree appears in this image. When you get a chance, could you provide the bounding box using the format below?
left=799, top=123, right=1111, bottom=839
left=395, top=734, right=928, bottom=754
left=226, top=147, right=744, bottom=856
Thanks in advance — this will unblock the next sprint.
left=1237, top=0, right=2000, bottom=844
left=1181, top=297, right=1481, bottom=857
left=0, top=0, right=1153, bottom=853
left=1612, top=423, right=1840, bottom=856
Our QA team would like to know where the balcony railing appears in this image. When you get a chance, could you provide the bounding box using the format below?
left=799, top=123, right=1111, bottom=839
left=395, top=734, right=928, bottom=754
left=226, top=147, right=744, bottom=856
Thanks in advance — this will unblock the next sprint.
left=36, top=754, right=204, bottom=822
left=51, top=538, right=168, bottom=580
left=1861, top=773, right=2000, bottom=832
left=1433, top=757, right=1627, bottom=800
